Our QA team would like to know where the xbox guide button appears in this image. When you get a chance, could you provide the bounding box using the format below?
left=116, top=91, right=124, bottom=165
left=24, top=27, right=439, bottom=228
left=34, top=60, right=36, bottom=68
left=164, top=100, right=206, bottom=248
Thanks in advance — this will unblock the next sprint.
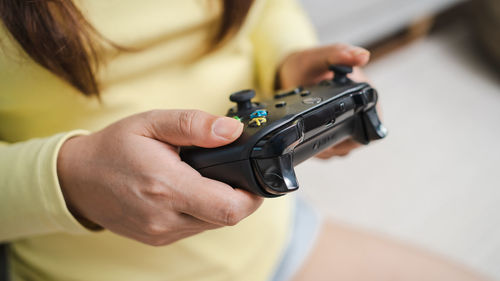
left=302, top=97, right=322, bottom=105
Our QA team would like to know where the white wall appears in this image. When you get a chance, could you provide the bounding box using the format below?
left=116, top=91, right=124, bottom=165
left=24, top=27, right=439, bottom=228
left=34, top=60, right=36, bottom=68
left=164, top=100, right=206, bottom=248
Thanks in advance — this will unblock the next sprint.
left=299, top=0, right=464, bottom=45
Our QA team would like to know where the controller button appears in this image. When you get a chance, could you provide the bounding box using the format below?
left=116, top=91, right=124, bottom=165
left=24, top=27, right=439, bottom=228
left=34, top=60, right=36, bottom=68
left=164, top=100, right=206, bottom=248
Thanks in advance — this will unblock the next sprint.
left=275, top=101, right=286, bottom=108
left=339, top=102, right=345, bottom=111
left=329, top=64, right=353, bottom=84
left=230, top=89, right=256, bottom=111
left=302, top=97, right=322, bottom=105
left=250, top=110, right=268, bottom=119
left=249, top=117, right=267, bottom=127
left=274, top=87, right=302, bottom=99
left=300, top=90, right=311, bottom=97
left=318, top=80, right=333, bottom=86
left=233, top=116, right=242, bottom=122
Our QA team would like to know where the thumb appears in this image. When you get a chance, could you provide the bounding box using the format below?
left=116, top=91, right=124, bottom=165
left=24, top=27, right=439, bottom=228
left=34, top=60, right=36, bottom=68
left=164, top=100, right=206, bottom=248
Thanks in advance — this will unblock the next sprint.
left=301, top=44, right=370, bottom=78
left=280, top=44, right=371, bottom=89
left=318, top=44, right=371, bottom=68
left=143, top=110, right=243, bottom=147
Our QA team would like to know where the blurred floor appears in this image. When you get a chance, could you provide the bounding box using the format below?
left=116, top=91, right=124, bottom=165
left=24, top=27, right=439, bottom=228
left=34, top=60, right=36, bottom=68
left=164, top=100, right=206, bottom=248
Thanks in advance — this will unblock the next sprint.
left=297, top=23, right=500, bottom=279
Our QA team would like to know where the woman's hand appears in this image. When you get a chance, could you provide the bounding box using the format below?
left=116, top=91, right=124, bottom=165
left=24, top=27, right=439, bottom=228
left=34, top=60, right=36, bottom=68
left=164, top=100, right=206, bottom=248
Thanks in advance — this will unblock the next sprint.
left=57, top=110, right=263, bottom=246
left=277, top=44, right=372, bottom=159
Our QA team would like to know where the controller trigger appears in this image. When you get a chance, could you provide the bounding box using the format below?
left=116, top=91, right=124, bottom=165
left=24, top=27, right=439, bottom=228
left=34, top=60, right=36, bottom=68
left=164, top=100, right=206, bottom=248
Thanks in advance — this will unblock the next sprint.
left=362, top=107, right=388, bottom=140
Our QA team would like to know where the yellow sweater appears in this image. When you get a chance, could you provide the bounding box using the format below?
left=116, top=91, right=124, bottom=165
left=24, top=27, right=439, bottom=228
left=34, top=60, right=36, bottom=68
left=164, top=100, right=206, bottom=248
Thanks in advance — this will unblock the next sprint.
left=0, top=1, right=317, bottom=280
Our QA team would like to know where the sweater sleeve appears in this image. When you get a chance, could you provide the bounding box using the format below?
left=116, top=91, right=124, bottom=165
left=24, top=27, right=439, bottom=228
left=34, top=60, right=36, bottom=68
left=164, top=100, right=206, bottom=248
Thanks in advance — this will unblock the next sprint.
left=250, top=0, right=318, bottom=95
left=0, top=130, right=93, bottom=242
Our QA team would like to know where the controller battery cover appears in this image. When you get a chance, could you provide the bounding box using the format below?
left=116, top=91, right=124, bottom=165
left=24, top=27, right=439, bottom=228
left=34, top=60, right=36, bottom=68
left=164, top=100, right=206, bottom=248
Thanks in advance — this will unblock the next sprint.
left=180, top=65, right=387, bottom=197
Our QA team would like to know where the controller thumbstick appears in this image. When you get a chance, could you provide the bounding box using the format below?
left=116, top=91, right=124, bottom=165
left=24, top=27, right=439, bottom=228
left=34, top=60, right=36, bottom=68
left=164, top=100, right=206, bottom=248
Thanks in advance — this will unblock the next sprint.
left=329, top=65, right=353, bottom=84
left=230, top=89, right=256, bottom=111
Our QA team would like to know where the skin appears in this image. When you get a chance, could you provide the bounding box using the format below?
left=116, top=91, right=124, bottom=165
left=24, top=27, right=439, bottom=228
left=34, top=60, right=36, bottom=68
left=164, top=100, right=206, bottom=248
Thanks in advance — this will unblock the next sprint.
left=58, top=110, right=262, bottom=246
left=291, top=222, right=491, bottom=281
left=278, top=44, right=490, bottom=281
left=57, top=44, right=367, bottom=246
left=278, top=43, right=369, bottom=159
left=58, top=43, right=489, bottom=280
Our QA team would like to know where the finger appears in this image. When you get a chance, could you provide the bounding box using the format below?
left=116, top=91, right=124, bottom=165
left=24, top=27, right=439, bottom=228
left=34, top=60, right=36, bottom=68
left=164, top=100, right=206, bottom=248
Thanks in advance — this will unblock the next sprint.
left=324, top=44, right=370, bottom=67
left=316, top=139, right=361, bottom=159
left=114, top=207, right=221, bottom=246
left=307, top=44, right=371, bottom=71
left=170, top=163, right=263, bottom=226
left=141, top=211, right=221, bottom=237
left=292, top=44, right=371, bottom=87
left=334, top=138, right=362, bottom=152
left=143, top=109, right=243, bottom=148
left=316, top=148, right=349, bottom=159
left=176, top=212, right=222, bottom=232
left=128, top=228, right=206, bottom=247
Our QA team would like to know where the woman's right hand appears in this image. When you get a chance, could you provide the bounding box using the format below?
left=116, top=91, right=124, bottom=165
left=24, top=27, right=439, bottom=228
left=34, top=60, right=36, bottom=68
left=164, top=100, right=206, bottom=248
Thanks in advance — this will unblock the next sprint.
left=57, top=110, right=263, bottom=246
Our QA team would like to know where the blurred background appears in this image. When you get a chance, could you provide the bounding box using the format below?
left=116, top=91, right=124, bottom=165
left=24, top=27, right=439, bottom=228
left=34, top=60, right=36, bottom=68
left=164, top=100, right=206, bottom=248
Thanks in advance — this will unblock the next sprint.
left=296, top=0, right=500, bottom=279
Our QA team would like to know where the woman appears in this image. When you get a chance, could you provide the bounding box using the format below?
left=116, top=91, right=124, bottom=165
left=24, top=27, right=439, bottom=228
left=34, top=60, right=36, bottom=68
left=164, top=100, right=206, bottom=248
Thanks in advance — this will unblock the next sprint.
left=0, top=0, right=490, bottom=280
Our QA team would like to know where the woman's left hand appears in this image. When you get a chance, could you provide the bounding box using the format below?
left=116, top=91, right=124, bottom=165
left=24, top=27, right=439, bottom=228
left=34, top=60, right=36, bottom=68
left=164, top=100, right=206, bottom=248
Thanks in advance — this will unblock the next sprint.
left=277, top=43, right=371, bottom=159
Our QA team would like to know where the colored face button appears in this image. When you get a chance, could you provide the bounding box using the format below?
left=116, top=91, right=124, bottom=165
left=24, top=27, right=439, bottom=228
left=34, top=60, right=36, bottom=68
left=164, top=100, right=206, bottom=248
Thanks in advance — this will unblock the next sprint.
left=250, top=110, right=268, bottom=119
left=233, top=116, right=242, bottom=122
left=249, top=117, right=267, bottom=127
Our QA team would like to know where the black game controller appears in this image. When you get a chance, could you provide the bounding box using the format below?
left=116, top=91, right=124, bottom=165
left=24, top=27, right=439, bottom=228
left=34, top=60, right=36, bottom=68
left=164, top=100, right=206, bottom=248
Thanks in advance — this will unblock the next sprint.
left=180, top=65, right=387, bottom=197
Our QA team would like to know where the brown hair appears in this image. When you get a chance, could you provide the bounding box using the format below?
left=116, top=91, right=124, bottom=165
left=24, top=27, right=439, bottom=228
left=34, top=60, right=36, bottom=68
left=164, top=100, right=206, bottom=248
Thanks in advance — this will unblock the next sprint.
left=0, top=0, right=254, bottom=96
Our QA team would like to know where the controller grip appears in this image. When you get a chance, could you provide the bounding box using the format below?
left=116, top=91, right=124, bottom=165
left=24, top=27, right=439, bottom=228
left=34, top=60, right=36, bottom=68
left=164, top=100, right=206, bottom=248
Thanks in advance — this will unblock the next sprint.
left=190, top=159, right=284, bottom=197
left=180, top=144, right=285, bottom=197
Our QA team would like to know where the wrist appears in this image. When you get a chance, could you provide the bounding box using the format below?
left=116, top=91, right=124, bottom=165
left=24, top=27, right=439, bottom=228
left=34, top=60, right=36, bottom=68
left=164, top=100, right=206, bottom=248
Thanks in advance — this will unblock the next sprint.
left=57, top=134, right=103, bottom=231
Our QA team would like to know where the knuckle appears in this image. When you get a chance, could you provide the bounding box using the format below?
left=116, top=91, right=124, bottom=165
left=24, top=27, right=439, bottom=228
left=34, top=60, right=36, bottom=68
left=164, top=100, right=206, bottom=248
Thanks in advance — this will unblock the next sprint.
left=222, top=201, right=244, bottom=226
left=143, top=180, right=169, bottom=197
left=177, top=110, right=197, bottom=137
left=172, top=192, right=190, bottom=212
left=146, top=184, right=165, bottom=196
left=143, top=221, right=169, bottom=236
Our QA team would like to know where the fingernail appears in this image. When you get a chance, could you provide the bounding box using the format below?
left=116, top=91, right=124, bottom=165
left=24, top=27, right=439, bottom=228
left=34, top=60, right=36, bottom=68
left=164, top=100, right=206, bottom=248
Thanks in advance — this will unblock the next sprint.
left=352, top=47, right=370, bottom=57
left=212, top=117, right=242, bottom=140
